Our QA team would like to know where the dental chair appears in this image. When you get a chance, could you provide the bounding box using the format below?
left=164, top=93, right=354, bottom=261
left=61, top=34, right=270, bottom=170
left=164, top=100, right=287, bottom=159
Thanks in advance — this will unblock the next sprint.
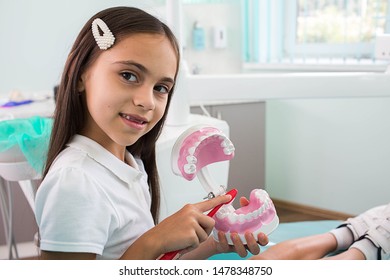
left=0, top=116, right=51, bottom=259
left=0, top=150, right=40, bottom=259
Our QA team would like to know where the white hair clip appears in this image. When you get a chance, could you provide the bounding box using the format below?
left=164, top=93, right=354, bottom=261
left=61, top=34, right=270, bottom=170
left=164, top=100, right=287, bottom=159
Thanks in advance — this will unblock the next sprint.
left=91, top=18, right=115, bottom=50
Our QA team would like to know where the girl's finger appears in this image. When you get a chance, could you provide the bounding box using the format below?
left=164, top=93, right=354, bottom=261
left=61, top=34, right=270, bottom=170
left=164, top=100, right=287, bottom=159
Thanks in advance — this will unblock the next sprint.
left=244, top=232, right=260, bottom=255
left=239, top=196, right=250, bottom=207
left=257, top=232, right=269, bottom=246
left=194, top=194, right=232, bottom=213
left=217, top=231, right=230, bottom=252
left=231, top=233, right=247, bottom=258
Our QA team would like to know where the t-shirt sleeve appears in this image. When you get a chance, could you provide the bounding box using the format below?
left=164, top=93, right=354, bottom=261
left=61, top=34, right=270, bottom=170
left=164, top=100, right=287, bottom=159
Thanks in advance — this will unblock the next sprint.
left=35, top=167, right=116, bottom=255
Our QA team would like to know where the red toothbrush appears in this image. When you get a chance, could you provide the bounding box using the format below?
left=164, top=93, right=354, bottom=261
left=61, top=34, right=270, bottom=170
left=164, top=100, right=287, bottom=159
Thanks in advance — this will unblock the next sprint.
left=159, top=188, right=238, bottom=260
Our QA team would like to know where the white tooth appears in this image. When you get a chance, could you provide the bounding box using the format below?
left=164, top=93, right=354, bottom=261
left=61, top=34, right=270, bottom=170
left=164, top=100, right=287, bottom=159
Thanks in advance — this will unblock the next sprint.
left=194, top=141, right=200, bottom=147
left=259, top=205, right=265, bottom=214
left=215, top=205, right=236, bottom=220
left=244, top=213, right=252, bottom=221
left=238, top=214, right=245, bottom=223
left=184, top=164, right=196, bottom=174
left=255, top=190, right=267, bottom=202
left=225, top=205, right=235, bottom=214
left=199, top=136, right=207, bottom=141
left=222, top=140, right=235, bottom=154
left=188, top=147, right=196, bottom=155
left=216, top=206, right=229, bottom=219
left=224, top=147, right=234, bottom=155
left=250, top=211, right=257, bottom=219
left=216, top=211, right=225, bottom=219
left=186, top=155, right=197, bottom=164
left=228, top=214, right=238, bottom=224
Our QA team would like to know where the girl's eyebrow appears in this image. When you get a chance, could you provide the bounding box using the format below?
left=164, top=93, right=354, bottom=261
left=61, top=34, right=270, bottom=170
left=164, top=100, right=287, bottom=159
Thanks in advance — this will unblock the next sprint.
left=114, top=60, right=175, bottom=84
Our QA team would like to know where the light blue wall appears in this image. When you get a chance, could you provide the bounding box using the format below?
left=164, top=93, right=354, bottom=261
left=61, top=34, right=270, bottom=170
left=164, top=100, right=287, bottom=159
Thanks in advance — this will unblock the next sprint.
left=181, top=1, right=242, bottom=74
left=0, top=0, right=242, bottom=95
left=0, top=0, right=166, bottom=94
left=266, top=97, right=390, bottom=215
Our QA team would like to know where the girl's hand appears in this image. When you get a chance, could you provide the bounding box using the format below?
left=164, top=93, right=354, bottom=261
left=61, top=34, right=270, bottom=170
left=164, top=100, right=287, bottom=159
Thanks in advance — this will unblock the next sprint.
left=213, top=195, right=269, bottom=258
left=144, top=194, right=232, bottom=257
left=214, top=231, right=269, bottom=258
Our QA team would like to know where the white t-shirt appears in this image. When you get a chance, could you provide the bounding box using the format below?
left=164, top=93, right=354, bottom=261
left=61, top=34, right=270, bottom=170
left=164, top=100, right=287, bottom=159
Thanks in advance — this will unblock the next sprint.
left=34, top=135, right=155, bottom=259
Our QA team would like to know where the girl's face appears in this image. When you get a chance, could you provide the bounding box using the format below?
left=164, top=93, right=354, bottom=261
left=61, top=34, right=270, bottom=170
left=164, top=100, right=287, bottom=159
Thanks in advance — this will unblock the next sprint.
left=79, top=33, right=178, bottom=160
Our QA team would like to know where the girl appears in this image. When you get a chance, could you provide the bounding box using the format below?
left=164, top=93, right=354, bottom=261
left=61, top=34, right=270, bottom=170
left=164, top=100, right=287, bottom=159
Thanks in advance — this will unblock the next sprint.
left=34, top=6, right=268, bottom=260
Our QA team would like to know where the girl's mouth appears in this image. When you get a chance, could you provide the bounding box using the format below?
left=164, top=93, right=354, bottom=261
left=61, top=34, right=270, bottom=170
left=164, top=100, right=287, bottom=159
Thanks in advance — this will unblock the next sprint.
left=119, top=113, right=148, bottom=125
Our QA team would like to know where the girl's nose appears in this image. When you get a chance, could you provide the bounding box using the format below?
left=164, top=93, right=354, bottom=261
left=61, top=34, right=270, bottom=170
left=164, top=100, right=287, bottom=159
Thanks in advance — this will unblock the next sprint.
left=133, top=86, right=155, bottom=110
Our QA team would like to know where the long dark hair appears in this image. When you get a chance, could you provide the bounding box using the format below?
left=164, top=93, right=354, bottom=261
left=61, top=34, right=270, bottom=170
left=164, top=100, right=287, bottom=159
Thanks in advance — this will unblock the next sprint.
left=43, top=7, right=180, bottom=224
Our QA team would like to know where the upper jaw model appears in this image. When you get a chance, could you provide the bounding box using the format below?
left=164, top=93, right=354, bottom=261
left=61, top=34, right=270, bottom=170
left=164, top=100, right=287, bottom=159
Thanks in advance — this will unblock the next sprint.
left=212, top=188, right=279, bottom=244
left=171, top=125, right=279, bottom=245
left=172, top=125, right=234, bottom=181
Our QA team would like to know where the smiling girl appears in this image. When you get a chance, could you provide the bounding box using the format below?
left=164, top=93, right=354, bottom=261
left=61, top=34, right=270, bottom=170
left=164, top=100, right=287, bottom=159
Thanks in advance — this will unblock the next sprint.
left=34, top=6, right=267, bottom=260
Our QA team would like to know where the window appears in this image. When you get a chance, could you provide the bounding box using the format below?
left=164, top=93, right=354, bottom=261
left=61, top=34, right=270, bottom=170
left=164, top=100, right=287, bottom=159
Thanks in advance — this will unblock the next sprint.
left=243, top=0, right=390, bottom=71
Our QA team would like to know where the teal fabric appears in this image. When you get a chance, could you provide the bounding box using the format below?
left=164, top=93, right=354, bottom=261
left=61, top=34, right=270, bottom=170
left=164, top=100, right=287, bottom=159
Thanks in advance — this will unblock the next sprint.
left=0, top=116, right=52, bottom=174
left=209, top=220, right=342, bottom=260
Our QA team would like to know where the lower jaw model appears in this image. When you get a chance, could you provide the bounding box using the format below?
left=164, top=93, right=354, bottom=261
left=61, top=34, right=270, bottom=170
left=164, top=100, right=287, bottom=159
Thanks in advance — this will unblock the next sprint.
left=212, top=188, right=279, bottom=245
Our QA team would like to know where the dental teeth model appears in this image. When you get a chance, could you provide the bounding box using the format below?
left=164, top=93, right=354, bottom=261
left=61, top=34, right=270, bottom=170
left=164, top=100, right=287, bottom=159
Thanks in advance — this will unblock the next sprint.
left=171, top=125, right=279, bottom=245
left=212, top=188, right=279, bottom=244
left=172, top=126, right=234, bottom=181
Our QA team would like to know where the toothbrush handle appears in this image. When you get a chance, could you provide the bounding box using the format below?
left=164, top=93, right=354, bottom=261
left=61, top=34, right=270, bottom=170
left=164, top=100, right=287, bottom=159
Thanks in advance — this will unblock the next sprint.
left=207, top=189, right=237, bottom=217
left=207, top=204, right=223, bottom=217
left=159, top=250, right=181, bottom=260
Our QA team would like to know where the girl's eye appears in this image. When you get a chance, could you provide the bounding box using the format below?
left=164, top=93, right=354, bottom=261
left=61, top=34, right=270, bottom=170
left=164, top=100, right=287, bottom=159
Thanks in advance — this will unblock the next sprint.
left=121, top=72, right=137, bottom=82
left=154, top=85, right=170, bottom=94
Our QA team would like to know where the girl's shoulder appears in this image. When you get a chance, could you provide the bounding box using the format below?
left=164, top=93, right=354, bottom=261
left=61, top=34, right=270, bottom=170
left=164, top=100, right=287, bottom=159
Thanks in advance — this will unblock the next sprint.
left=37, top=146, right=110, bottom=205
left=49, top=144, right=91, bottom=172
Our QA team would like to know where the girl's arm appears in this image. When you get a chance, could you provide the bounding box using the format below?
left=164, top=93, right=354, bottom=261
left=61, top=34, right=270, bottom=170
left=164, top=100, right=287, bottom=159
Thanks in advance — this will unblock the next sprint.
left=120, top=194, right=233, bottom=260
left=39, top=251, right=96, bottom=260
